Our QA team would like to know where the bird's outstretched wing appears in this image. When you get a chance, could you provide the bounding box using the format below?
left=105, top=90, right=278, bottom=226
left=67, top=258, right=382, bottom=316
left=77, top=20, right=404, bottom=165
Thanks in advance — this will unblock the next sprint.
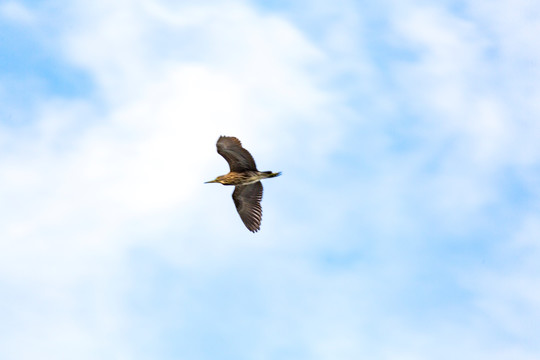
left=217, top=136, right=257, bottom=172
left=232, top=182, right=263, bottom=232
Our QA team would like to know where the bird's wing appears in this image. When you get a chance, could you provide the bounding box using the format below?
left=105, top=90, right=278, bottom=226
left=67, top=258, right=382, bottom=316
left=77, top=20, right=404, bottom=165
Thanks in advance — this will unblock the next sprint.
left=232, top=182, right=263, bottom=232
left=217, top=136, right=257, bottom=172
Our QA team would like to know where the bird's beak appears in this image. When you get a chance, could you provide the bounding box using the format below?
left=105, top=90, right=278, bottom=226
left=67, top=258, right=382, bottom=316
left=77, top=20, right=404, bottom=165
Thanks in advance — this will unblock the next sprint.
left=205, top=179, right=218, bottom=184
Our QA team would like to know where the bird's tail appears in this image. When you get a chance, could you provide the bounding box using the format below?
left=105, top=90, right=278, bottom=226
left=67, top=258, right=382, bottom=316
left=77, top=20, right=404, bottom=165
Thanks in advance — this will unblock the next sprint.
left=263, top=171, right=282, bottom=178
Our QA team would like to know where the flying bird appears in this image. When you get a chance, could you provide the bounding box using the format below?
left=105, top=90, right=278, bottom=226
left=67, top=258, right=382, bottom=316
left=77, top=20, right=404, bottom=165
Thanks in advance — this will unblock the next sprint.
left=205, top=136, right=281, bottom=232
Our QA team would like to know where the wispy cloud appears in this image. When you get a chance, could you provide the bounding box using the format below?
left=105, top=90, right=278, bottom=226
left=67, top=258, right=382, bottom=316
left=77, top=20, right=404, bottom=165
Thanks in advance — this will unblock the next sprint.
left=1, top=0, right=539, bottom=359
left=0, top=1, right=35, bottom=24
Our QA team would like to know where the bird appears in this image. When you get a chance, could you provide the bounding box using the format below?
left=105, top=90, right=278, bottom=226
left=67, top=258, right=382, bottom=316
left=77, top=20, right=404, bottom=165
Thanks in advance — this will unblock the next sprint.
left=205, top=136, right=281, bottom=232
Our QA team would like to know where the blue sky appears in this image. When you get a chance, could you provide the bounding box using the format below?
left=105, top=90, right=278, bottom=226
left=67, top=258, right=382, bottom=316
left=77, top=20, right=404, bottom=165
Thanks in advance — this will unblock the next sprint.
left=1, top=0, right=540, bottom=359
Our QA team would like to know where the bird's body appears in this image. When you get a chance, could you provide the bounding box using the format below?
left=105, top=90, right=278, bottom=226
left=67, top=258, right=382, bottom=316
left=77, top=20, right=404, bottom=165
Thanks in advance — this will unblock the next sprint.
left=211, top=170, right=280, bottom=186
left=205, top=136, right=281, bottom=232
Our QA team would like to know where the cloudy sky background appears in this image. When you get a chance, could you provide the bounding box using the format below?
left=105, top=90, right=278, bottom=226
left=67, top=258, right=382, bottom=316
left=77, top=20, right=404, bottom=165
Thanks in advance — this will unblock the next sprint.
left=1, top=0, right=540, bottom=359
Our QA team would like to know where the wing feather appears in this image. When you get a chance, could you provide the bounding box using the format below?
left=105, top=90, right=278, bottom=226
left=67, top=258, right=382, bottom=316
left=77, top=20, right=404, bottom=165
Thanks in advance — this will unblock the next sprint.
left=217, top=136, right=257, bottom=172
left=232, top=182, right=263, bottom=232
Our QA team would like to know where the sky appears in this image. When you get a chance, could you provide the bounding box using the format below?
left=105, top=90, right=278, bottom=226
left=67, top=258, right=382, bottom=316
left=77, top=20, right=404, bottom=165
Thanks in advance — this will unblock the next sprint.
left=1, top=0, right=539, bottom=359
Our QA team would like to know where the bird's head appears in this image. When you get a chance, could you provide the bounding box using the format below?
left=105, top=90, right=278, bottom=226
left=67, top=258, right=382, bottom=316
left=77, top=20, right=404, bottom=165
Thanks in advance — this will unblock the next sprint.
left=204, top=176, right=224, bottom=184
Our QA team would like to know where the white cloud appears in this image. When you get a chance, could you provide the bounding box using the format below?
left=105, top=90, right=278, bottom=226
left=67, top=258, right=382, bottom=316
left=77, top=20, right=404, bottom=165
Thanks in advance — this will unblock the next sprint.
left=0, top=1, right=35, bottom=24
left=0, top=1, right=342, bottom=357
left=1, top=0, right=540, bottom=359
left=469, top=217, right=540, bottom=339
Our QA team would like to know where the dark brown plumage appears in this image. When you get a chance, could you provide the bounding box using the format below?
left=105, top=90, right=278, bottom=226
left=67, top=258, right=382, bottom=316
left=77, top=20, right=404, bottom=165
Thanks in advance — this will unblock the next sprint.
left=217, top=136, right=257, bottom=172
left=205, top=136, right=281, bottom=232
